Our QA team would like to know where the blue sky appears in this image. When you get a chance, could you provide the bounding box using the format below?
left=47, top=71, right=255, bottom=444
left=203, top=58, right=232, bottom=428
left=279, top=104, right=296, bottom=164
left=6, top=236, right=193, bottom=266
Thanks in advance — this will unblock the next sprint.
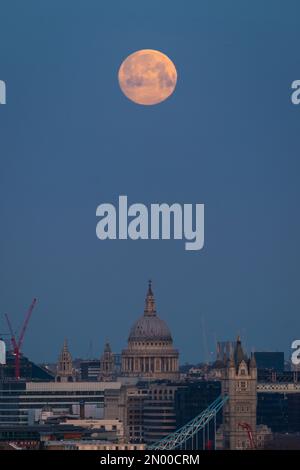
left=0, top=0, right=299, bottom=363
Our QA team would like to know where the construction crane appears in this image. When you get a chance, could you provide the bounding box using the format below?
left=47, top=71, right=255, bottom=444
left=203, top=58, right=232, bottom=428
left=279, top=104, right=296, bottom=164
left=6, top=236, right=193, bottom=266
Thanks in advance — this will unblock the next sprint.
left=238, top=422, right=255, bottom=449
left=4, top=298, right=37, bottom=379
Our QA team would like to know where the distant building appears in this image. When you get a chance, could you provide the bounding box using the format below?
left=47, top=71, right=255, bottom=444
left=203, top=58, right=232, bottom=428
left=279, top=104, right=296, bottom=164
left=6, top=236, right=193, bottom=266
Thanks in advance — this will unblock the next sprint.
left=216, top=341, right=235, bottom=361
left=257, top=392, right=300, bottom=434
left=0, top=424, right=88, bottom=450
left=0, top=353, right=54, bottom=381
left=173, top=380, right=222, bottom=450
left=222, top=337, right=257, bottom=450
left=116, top=379, right=223, bottom=446
left=56, top=340, right=75, bottom=383
left=116, top=381, right=180, bottom=444
left=175, top=381, right=221, bottom=428
left=80, top=349, right=120, bottom=382
left=117, top=384, right=146, bottom=443
left=0, top=381, right=121, bottom=426
left=257, top=393, right=288, bottom=432
left=43, top=440, right=146, bottom=451
left=254, top=352, right=284, bottom=372
left=121, top=281, right=179, bottom=381
left=143, top=382, right=179, bottom=445
left=0, top=340, right=6, bottom=365
left=99, top=342, right=114, bottom=381
left=264, top=433, right=300, bottom=450
left=257, top=369, right=300, bottom=383
left=80, top=360, right=101, bottom=381
left=0, top=421, right=139, bottom=450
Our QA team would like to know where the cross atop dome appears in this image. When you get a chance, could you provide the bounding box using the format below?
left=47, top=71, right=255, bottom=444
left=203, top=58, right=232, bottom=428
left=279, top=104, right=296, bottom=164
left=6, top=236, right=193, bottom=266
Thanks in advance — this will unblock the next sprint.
left=148, top=279, right=153, bottom=295
left=144, top=280, right=156, bottom=316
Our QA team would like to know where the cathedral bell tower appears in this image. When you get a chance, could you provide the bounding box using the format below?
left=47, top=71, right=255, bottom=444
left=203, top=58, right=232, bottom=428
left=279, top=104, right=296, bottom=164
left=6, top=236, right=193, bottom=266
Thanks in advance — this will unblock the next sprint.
left=56, top=339, right=75, bottom=382
left=99, top=341, right=114, bottom=381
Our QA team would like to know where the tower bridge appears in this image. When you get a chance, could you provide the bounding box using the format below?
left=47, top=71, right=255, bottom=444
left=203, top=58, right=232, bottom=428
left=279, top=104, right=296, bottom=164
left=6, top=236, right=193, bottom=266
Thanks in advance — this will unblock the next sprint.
left=122, top=289, right=278, bottom=451
left=257, top=382, right=300, bottom=393
left=149, top=337, right=263, bottom=450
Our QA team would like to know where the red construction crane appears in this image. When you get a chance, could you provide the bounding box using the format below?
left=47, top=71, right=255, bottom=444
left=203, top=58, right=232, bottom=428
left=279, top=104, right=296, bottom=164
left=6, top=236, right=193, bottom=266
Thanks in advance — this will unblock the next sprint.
left=238, top=422, right=255, bottom=449
left=4, top=298, right=37, bottom=379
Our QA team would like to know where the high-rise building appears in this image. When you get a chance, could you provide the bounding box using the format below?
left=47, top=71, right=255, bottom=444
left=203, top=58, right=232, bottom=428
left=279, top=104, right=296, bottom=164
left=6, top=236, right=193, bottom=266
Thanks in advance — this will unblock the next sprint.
left=257, top=393, right=288, bottom=432
left=174, top=381, right=223, bottom=450
left=119, top=383, right=147, bottom=443
left=257, top=392, right=300, bottom=434
left=116, top=381, right=180, bottom=444
left=254, top=352, right=284, bottom=372
left=143, top=382, right=178, bottom=444
left=175, top=381, right=222, bottom=429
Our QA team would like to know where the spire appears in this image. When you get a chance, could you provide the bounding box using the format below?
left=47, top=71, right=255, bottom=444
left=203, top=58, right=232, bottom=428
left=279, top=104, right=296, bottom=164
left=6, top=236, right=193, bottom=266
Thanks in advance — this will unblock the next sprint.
left=250, top=352, right=256, bottom=368
left=144, top=280, right=156, bottom=316
left=100, top=340, right=114, bottom=382
left=234, top=336, right=247, bottom=365
left=59, top=339, right=72, bottom=361
left=56, top=338, right=74, bottom=382
left=229, top=350, right=235, bottom=368
left=63, top=338, right=69, bottom=353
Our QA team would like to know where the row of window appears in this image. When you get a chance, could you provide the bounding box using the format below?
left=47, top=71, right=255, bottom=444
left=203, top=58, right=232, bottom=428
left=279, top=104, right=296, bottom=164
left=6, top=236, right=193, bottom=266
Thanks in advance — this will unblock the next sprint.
left=131, top=342, right=169, bottom=347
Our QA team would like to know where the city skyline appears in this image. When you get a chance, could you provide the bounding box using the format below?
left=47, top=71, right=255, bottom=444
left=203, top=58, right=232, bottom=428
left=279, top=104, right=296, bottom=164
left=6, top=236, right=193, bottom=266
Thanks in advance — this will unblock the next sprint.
left=0, top=280, right=294, bottom=365
left=1, top=1, right=300, bottom=364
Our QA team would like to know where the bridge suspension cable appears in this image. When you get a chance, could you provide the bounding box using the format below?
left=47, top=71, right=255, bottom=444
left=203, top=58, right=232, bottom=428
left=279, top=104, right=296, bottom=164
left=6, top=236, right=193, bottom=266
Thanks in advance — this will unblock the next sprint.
left=148, top=394, right=228, bottom=451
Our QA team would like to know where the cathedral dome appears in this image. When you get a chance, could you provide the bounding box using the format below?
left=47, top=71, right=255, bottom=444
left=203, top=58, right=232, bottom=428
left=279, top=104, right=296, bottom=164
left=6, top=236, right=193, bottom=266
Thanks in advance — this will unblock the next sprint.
left=129, top=314, right=172, bottom=342
left=121, top=281, right=179, bottom=380
left=128, top=281, right=172, bottom=342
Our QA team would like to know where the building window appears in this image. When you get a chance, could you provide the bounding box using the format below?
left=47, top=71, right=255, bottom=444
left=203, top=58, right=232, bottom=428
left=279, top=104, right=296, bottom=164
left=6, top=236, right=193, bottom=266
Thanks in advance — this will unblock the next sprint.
left=239, top=381, right=247, bottom=390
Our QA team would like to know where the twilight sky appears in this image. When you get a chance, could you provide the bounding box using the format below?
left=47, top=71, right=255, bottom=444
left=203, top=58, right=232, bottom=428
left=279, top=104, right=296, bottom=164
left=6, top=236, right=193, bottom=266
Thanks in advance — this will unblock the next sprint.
left=0, top=0, right=299, bottom=363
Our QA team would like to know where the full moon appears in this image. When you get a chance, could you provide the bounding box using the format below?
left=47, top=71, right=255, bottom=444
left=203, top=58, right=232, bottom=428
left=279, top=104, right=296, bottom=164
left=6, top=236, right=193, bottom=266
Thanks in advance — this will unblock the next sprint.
left=118, top=49, right=177, bottom=105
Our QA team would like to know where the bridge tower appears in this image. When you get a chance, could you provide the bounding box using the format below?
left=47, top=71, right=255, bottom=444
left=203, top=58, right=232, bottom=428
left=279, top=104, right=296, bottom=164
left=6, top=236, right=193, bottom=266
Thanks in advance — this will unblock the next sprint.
left=221, top=337, right=257, bottom=449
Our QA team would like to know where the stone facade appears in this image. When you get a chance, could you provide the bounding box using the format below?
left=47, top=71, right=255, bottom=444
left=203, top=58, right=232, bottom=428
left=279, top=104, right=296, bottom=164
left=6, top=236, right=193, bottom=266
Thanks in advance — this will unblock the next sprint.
left=121, top=282, right=179, bottom=381
left=221, top=337, right=257, bottom=449
left=99, top=341, right=114, bottom=381
left=56, top=339, right=75, bottom=382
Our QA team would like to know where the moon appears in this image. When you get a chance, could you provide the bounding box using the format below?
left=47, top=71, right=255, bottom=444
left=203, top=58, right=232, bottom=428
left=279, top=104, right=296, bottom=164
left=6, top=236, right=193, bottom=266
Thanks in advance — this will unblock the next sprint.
left=118, top=49, right=177, bottom=105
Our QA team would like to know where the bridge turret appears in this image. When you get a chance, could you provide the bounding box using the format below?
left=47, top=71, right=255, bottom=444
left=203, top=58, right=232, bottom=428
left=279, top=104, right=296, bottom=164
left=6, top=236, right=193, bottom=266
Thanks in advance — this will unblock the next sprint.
left=221, top=337, right=257, bottom=450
